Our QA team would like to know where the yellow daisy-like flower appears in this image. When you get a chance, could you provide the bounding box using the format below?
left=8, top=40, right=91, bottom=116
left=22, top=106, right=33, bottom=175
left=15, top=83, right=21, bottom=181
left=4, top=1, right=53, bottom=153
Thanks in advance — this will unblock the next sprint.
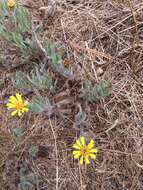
left=7, top=0, right=16, bottom=8
left=6, top=93, right=29, bottom=117
left=72, top=136, right=98, bottom=165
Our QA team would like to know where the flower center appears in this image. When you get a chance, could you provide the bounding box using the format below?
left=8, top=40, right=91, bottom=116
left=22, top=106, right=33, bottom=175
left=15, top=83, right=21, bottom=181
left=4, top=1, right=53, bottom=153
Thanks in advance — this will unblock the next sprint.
left=80, top=146, right=89, bottom=156
left=16, top=103, right=24, bottom=110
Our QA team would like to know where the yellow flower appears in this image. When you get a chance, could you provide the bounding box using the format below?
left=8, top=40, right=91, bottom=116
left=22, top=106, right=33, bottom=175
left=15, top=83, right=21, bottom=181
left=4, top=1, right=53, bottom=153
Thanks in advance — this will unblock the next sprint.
left=72, top=136, right=98, bottom=165
left=6, top=93, right=29, bottom=117
left=7, top=0, right=16, bottom=8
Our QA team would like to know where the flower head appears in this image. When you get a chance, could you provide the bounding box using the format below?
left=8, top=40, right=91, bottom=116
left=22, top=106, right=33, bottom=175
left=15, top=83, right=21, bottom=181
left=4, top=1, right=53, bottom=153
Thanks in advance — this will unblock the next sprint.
left=63, top=59, right=73, bottom=68
left=72, top=136, right=98, bottom=165
left=7, top=0, right=16, bottom=8
left=6, top=93, right=29, bottom=117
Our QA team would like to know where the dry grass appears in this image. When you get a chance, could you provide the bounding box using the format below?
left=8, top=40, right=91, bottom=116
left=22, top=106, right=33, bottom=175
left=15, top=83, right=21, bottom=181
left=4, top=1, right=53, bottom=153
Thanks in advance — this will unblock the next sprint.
left=0, top=0, right=143, bottom=189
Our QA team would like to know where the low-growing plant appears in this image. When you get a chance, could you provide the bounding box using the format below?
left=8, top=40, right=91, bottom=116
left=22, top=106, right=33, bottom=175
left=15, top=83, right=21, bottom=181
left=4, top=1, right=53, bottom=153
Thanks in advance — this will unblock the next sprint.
left=0, top=0, right=74, bottom=81
left=12, top=67, right=54, bottom=91
left=29, top=145, right=39, bottom=158
left=43, top=39, right=74, bottom=78
left=12, top=127, right=23, bottom=142
left=19, top=163, right=39, bottom=190
left=75, top=104, right=87, bottom=125
left=28, top=97, right=54, bottom=115
left=27, top=66, right=54, bottom=91
left=0, top=1, right=34, bottom=57
left=12, top=71, right=31, bottom=90
left=84, top=80, right=111, bottom=102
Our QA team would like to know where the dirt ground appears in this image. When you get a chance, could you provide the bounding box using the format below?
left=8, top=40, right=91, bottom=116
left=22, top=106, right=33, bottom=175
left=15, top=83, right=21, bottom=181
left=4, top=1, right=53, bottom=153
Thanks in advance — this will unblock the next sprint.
left=0, top=0, right=143, bottom=190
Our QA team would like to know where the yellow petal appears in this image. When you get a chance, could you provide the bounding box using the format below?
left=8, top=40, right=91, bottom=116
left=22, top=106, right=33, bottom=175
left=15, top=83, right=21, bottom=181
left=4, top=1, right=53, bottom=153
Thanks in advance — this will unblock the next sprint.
left=79, top=156, right=83, bottom=165
left=85, top=156, right=90, bottom=164
left=9, top=95, right=18, bottom=104
left=80, top=136, right=85, bottom=146
left=6, top=103, right=15, bottom=109
left=11, top=110, right=18, bottom=116
left=16, top=93, right=23, bottom=103
left=73, top=151, right=81, bottom=159
left=24, top=100, right=29, bottom=106
left=75, top=139, right=82, bottom=148
left=22, top=107, right=29, bottom=112
left=90, top=148, right=98, bottom=153
left=89, top=153, right=96, bottom=160
left=87, top=139, right=94, bottom=149
left=73, top=150, right=80, bottom=155
left=74, top=154, right=81, bottom=159
left=18, top=111, right=22, bottom=117
left=73, top=144, right=81, bottom=149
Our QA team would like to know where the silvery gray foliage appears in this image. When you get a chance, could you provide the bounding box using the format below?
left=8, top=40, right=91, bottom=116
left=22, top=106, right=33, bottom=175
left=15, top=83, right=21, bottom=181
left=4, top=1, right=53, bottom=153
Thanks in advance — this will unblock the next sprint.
left=85, top=80, right=111, bottom=102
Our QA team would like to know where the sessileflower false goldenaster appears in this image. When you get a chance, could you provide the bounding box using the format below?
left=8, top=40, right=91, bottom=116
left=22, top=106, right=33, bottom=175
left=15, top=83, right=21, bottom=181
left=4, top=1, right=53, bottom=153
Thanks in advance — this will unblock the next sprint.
left=6, top=93, right=29, bottom=117
left=72, top=136, right=98, bottom=165
left=7, top=0, right=16, bottom=8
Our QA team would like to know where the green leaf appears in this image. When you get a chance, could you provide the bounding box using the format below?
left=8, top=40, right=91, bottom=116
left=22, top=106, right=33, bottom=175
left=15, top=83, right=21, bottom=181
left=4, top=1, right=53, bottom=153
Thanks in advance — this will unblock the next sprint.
left=12, top=71, right=31, bottom=90
left=12, top=68, right=54, bottom=91
left=0, top=1, right=8, bottom=23
left=28, top=98, right=53, bottom=114
left=12, top=127, right=23, bottom=142
left=75, top=110, right=86, bottom=125
left=28, top=67, right=54, bottom=90
left=29, top=145, right=39, bottom=158
left=85, top=80, right=111, bottom=102
left=19, top=164, right=39, bottom=189
left=13, top=4, right=31, bottom=33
